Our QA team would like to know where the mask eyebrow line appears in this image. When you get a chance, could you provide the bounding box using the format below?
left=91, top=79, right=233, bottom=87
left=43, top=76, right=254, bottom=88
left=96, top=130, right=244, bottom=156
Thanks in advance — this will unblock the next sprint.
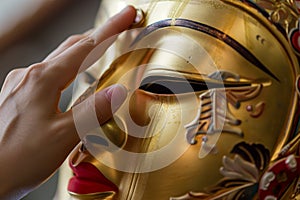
left=131, top=18, right=279, bottom=82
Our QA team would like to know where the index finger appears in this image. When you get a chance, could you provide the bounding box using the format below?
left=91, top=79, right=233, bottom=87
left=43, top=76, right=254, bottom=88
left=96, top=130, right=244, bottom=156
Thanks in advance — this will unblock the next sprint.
left=45, top=6, right=136, bottom=88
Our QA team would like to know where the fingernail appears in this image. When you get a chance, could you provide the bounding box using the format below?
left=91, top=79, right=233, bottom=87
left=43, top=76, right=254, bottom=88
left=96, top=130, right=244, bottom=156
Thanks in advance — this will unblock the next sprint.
left=105, top=84, right=128, bottom=112
left=132, top=8, right=145, bottom=27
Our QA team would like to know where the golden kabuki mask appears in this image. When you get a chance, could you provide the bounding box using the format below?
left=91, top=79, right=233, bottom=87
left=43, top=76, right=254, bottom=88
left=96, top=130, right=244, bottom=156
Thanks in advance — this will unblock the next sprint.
left=67, top=0, right=300, bottom=199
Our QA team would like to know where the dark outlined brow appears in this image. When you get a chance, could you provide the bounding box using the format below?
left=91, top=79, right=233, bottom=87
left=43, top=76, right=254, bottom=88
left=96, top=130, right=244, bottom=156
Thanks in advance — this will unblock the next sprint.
left=131, top=18, right=279, bottom=82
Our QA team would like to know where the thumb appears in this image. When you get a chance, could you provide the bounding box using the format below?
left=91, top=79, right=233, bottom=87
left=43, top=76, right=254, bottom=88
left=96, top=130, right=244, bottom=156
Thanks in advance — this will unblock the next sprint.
left=72, top=84, right=127, bottom=135
left=96, top=84, right=128, bottom=122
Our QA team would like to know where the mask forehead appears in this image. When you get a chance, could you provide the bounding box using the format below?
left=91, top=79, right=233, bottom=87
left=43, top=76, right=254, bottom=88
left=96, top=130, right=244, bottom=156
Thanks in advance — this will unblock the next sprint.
left=95, top=0, right=298, bottom=148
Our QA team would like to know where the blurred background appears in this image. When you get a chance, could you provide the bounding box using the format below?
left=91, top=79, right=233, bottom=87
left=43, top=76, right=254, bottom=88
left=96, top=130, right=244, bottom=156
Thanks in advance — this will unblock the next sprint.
left=0, top=0, right=101, bottom=199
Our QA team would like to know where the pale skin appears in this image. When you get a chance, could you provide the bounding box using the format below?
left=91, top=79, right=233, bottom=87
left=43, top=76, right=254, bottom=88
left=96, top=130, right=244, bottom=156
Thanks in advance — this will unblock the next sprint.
left=0, top=6, right=136, bottom=199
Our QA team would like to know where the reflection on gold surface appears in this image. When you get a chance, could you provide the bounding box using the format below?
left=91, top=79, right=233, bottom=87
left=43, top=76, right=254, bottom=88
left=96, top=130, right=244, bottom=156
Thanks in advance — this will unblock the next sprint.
left=66, top=0, right=300, bottom=199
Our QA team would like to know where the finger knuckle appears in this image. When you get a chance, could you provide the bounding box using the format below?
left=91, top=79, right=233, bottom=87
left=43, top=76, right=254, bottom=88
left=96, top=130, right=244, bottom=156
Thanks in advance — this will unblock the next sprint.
left=78, top=35, right=96, bottom=48
left=3, top=68, right=25, bottom=86
left=65, top=34, right=83, bottom=45
left=6, top=68, right=24, bottom=79
left=26, top=62, right=46, bottom=81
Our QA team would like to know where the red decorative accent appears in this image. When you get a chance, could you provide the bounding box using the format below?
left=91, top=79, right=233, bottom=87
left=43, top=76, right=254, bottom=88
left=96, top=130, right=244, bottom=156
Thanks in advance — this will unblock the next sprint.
left=258, top=155, right=300, bottom=199
left=68, top=162, right=118, bottom=195
left=297, top=75, right=300, bottom=96
left=296, top=0, right=300, bottom=13
left=289, top=28, right=300, bottom=54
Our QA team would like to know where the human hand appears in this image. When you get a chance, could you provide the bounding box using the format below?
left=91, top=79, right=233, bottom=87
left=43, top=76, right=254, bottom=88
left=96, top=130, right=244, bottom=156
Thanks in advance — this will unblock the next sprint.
left=0, top=6, right=136, bottom=200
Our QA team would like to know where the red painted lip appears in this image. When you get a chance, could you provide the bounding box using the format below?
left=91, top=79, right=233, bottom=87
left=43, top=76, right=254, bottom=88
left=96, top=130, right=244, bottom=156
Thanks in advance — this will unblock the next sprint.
left=68, top=162, right=118, bottom=195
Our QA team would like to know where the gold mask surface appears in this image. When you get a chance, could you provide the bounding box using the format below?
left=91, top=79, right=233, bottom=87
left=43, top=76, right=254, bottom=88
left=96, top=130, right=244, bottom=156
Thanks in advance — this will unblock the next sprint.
left=67, top=0, right=300, bottom=199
